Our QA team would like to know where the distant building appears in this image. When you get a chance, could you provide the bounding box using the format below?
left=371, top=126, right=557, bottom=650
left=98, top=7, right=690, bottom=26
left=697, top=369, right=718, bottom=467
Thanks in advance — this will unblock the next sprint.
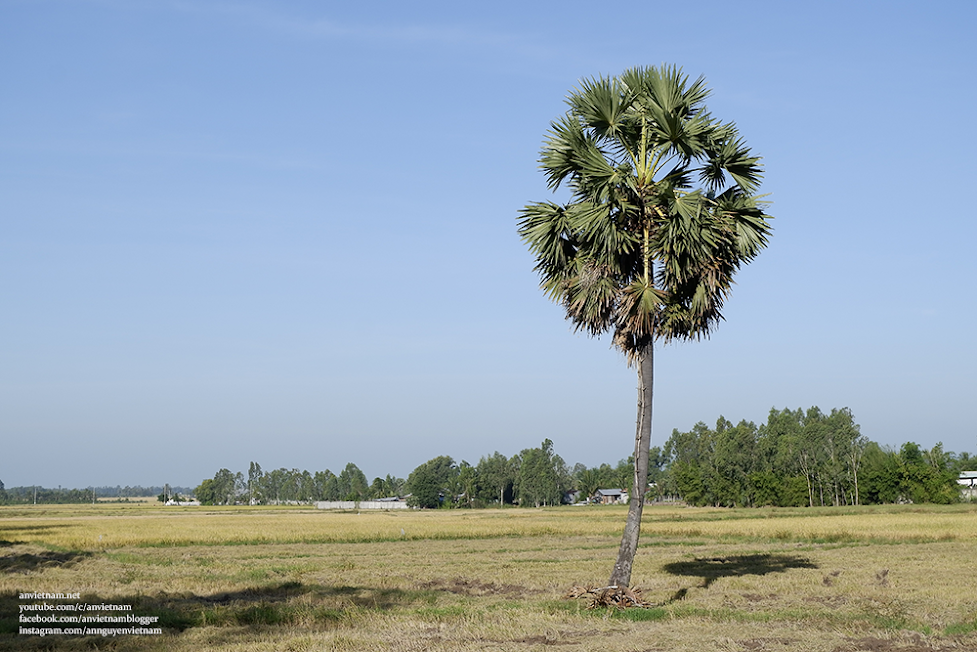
left=959, top=472, right=977, bottom=500
left=592, top=488, right=628, bottom=505
left=316, top=498, right=409, bottom=510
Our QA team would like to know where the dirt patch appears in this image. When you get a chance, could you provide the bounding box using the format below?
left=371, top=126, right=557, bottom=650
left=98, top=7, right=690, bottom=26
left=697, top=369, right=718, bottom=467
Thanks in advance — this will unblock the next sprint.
left=833, top=635, right=960, bottom=652
left=738, top=638, right=798, bottom=650
left=511, top=635, right=577, bottom=646
left=805, top=595, right=849, bottom=607
left=483, top=630, right=601, bottom=647
left=741, top=593, right=779, bottom=603
left=420, top=577, right=537, bottom=597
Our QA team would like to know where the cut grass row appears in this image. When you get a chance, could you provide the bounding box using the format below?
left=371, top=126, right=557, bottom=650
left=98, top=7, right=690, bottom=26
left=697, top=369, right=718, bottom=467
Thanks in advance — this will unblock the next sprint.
left=3, top=503, right=977, bottom=550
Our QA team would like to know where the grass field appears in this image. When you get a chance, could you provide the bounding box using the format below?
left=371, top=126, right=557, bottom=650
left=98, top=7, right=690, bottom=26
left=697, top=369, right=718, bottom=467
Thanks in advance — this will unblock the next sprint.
left=3, top=503, right=977, bottom=651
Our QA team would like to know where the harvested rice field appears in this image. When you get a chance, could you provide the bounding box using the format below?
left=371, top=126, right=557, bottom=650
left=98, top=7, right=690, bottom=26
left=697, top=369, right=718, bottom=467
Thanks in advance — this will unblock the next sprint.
left=2, top=503, right=977, bottom=651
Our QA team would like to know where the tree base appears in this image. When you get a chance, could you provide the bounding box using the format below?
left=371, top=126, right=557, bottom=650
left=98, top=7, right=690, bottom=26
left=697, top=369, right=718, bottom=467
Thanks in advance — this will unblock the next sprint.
left=564, top=584, right=652, bottom=609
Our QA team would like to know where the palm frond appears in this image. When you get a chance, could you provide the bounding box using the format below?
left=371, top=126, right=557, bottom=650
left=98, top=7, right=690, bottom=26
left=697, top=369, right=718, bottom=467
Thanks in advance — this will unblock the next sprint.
left=517, top=201, right=577, bottom=277
left=568, top=75, right=635, bottom=141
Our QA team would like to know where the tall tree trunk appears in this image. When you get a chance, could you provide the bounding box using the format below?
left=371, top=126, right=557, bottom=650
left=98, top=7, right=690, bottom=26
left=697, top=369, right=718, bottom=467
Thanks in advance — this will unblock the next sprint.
left=609, top=340, right=654, bottom=588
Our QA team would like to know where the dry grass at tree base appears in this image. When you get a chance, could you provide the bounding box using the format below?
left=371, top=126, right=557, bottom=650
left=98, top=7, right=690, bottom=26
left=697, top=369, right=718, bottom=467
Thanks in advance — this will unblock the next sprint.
left=2, top=504, right=977, bottom=651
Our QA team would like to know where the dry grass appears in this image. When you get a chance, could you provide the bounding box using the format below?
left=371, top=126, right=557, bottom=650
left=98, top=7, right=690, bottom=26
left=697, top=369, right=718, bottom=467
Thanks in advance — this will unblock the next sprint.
left=3, top=503, right=977, bottom=651
left=4, top=503, right=977, bottom=550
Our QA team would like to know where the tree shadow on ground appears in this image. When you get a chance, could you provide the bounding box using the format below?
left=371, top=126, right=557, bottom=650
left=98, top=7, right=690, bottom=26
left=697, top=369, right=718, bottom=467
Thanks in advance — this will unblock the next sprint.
left=0, top=581, right=433, bottom=649
left=661, top=554, right=818, bottom=602
left=0, top=549, right=91, bottom=575
left=185, top=581, right=416, bottom=612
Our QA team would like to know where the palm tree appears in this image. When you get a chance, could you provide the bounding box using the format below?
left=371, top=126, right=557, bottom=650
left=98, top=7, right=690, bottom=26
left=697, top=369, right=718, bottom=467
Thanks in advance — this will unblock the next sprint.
left=575, top=467, right=602, bottom=500
left=518, top=65, right=772, bottom=588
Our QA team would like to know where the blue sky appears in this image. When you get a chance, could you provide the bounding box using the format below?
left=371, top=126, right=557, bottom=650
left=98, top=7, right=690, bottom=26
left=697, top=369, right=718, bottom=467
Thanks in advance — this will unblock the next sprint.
left=2, top=1, right=975, bottom=489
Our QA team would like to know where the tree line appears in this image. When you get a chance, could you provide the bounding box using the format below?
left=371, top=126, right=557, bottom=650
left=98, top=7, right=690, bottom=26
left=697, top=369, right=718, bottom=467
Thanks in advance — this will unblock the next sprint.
left=192, top=439, right=576, bottom=508
left=658, top=407, right=973, bottom=507
left=193, top=462, right=406, bottom=506
left=194, top=407, right=975, bottom=508
left=0, top=483, right=194, bottom=505
left=6, top=406, right=971, bottom=509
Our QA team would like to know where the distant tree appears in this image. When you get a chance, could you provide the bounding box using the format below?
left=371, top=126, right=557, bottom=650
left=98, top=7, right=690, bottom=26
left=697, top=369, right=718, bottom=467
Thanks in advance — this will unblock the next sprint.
left=574, top=467, right=602, bottom=499
left=476, top=452, right=518, bottom=506
left=260, top=468, right=285, bottom=504
left=282, top=469, right=311, bottom=502
left=194, top=478, right=218, bottom=505
left=314, top=470, right=339, bottom=501
left=407, top=456, right=457, bottom=508
left=386, top=474, right=406, bottom=497
left=516, top=439, right=569, bottom=507
left=858, top=443, right=900, bottom=504
left=367, top=474, right=405, bottom=499
left=952, top=452, right=977, bottom=473
left=248, top=462, right=263, bottom=505
left=613, top=458, right=635, bottom=493
left=663, top=422, right=713, bottom=505
left=662, top=407, right=867, bottom=508
left=899, top=442, right=959, bottom=504
left=710, top=418, right=758, bottom=507
left=455, top=461, right=479, bottom=508
left=338, top=463, right=369, bottom=501
left=207, top=469, right=240, bottom=505
left=368, top=477, right=385, bottom=499
left=647, top=447, right=667, bottom=490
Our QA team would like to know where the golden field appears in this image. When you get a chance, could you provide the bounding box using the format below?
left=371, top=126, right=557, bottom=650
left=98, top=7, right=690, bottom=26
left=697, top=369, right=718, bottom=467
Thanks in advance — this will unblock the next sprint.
left=2, top=503, right=977, bottom=651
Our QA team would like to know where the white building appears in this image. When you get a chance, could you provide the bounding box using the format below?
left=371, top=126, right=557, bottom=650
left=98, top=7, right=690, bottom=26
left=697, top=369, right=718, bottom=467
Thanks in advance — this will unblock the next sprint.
left=958, top=472, right=977, bottom=500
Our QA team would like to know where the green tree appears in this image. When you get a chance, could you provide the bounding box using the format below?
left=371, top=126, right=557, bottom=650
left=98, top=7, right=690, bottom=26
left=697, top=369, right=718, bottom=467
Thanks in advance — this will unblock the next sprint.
left=519, top=65, right=771, bottom=587
left=663, top=421, right=715, bottom=505
left=647, top=446, right=667, bottom=496
left=208, top=468, right=241, bottom=505
left=368, top=474, right=405, bottom=499
left=368, top=477, right=386, bottom=499
left=613, top=458, right=635, bottom=494
left=194, top=478, right=218, bottom=505
left=314, top=470, right=339, bottom=501
left=248, top=461, right=263, bottom=505
left=338, top=463, right=369, bottom=501
left=711, top=418, right=758, bottom=507
left=899, top=442, right=959, bottom=504
left=574, top=467, right=602, bottom=500
left=952, top=452, right=977, bottom=473
left=476, top=452, right=518, bottom=506
left=260, top=468, right=286, bottom=504
left=452, top=461, right=479, bottom=508
left=516, top=439, right=570, bottom=507
left=275, top=469, right=313, bottom=503
left=406, top=456, right=458, bottom=508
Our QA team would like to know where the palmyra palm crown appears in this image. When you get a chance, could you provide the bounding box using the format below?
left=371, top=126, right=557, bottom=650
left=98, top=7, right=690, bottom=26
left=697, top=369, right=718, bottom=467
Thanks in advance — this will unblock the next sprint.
left=518, top=65, right=771, bottom=356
